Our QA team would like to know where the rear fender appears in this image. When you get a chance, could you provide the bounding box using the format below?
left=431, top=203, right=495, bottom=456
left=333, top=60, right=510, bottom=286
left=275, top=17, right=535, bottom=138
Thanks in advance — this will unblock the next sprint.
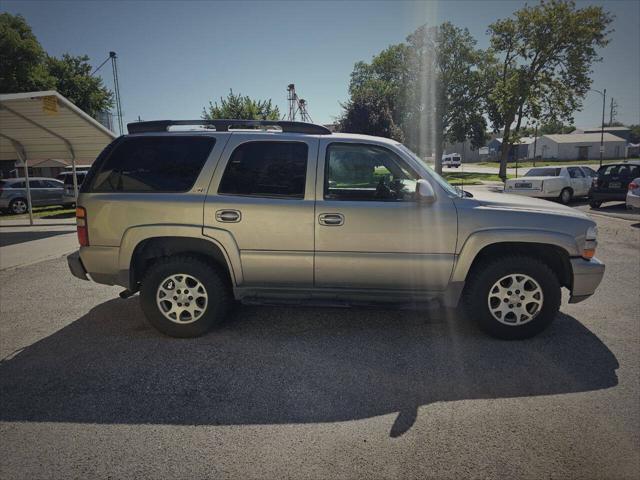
left=118, top=225, right=242, bottom=288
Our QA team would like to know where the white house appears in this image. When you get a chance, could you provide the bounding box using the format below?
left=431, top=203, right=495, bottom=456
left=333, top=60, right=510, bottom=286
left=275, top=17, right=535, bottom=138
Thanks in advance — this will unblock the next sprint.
left=527, top=133, right=627, bottom=161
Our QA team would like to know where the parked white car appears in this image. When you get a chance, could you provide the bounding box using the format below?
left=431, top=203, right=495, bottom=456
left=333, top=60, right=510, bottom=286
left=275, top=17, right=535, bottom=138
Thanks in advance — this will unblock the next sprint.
left=626, top=177, right=640, bottom=210
left=504, top=166, right=596, bottom=204
left=442, top=153, right=461, bottom=168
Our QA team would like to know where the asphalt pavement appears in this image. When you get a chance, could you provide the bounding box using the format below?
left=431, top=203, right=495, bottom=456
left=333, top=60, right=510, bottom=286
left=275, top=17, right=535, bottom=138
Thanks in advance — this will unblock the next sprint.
left=0, top=213, right=638, bottom=479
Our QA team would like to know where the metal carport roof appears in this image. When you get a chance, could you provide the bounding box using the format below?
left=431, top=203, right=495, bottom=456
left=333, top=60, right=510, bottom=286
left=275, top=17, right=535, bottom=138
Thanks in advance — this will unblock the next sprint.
left=0, top=91, right=116, bottom=224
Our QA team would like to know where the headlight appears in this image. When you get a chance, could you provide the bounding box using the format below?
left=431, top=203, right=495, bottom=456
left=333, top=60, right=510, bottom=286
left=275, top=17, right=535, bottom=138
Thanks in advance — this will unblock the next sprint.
left=583, top=225, right=598, bottom=260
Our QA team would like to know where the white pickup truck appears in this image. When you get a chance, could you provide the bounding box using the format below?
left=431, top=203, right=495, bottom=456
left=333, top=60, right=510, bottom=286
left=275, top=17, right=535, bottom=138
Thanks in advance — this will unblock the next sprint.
left=505, top=166, right=598, bottom=204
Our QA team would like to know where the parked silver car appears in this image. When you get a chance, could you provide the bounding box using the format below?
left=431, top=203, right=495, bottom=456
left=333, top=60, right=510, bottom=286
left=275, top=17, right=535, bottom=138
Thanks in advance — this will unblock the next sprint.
left=67, top=120, right=605, bottom=340
left=0, top=177, right=65, bottom=214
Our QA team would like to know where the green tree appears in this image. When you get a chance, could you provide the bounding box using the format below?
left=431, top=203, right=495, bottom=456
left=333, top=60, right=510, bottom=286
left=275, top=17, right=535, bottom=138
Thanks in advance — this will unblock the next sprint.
left=337, top=88, right=404, bottom=141
left=407, top=22, right=488, bottom=173
left=486, top=0, right=613, bottom=180
left=340, top=23, right=487, bottom=173
left=538, top=120, right=575, bottom=135
left=628, top=125, right=640, bottom=144
left=203, top=89, right=280, bottom=120
left=0, top=13, right=54, bottom=93
left=46, top=54, right=114, bottom=117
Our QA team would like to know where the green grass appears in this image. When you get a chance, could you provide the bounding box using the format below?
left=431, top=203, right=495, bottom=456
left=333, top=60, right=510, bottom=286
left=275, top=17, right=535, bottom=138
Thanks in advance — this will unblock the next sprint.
left=477, top=157, right=638, bottom=169
left=443, top=172, right=513, bottom=185
left=2, top=205, right=76, bottom=219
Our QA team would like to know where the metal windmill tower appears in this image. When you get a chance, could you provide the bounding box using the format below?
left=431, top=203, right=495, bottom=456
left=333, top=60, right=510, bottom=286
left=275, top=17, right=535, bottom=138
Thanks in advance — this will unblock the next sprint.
left=286, top=84, right=312, bottom=123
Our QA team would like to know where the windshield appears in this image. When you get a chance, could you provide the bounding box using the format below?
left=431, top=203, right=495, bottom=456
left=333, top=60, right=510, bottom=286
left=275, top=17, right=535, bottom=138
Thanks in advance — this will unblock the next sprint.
left=396, top=144, right=460, bottom=196
left=525, top=167, right=561, bottom=177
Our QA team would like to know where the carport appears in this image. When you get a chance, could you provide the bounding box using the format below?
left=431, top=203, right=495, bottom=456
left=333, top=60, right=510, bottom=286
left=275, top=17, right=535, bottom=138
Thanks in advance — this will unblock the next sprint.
left=0, top=91, right=116, bottom=224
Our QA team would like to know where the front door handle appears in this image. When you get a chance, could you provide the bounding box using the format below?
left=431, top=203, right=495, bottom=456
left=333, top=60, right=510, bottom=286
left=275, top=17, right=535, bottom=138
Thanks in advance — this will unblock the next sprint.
left=318, top=213, right=344, bottom=226
left=215, top=209, right=241, bottom=223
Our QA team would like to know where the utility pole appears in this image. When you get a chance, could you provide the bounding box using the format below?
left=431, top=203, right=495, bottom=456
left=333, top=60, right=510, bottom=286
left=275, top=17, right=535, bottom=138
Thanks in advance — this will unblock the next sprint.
left=592, top=88, right=606, bottom=168
left=609, top=97, right=618, bottom=126
left=532, top=123, right=538, bottom=167
left=600, top=89, right=606, bottom=168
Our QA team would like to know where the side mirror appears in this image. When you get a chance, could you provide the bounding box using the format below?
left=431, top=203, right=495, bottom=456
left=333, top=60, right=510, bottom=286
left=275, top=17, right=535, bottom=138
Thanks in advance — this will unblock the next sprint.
left=416, top=179, right=436, bottom=203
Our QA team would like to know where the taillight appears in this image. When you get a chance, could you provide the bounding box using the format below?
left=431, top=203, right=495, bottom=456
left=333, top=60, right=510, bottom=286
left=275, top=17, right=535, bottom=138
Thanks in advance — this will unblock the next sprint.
left=592, top=178, right=598, bottom=187
left=629, top=182, right=638, bottom=191
left=76, top=207, right=89, bottom=246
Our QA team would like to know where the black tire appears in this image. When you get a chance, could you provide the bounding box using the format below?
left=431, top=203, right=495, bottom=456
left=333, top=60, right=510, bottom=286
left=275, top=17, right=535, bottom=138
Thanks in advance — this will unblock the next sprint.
left=463, top=255, right=561, bottom=340
left=140, top=255, right=232, bottom=338
left=589, top=200, right=602, bottom=209
left=8, top=198, right=29, bottom=215
left=559, top=188, right=572, bottom=205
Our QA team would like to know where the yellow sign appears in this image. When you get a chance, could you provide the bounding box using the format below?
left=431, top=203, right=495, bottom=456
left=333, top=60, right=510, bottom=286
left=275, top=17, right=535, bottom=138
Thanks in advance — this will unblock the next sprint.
left=42, top=96, right=58, bottom=115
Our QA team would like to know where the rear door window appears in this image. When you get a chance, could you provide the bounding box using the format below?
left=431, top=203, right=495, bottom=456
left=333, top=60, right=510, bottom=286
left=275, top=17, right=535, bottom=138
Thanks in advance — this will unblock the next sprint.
left=218, top=141, right=308, bottom=198
left=567, top=167, right=585, bottom=178
left=87, top=136, right=215, bottom=192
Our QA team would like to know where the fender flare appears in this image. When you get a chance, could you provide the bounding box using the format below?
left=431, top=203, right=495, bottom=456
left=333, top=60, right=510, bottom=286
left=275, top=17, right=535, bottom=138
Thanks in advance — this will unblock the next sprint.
left=450, top=228, right=579, bottom=283
left=117, top=224, right=242, bottom=287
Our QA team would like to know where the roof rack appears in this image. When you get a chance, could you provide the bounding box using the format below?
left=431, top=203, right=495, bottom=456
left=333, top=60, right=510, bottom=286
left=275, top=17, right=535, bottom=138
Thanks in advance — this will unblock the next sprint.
left=127, top=119, right=332, bottom=135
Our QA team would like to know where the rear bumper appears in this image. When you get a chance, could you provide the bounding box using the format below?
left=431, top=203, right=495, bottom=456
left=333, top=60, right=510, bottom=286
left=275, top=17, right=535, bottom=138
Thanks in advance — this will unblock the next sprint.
left=504, top=189, right=553, bottom=198
left=589, top=191, right=626, bottom=202
left=626, top=193, right=640, bottom=209
left=569, top=257, right=605, bottom=303
left=67, top=251, right=89, bottom=281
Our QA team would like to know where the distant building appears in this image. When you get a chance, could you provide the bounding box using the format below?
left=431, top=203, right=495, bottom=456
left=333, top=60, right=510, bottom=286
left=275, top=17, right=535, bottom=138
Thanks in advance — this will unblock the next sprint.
left=442, top=140, right=482, bottom=163
left=529, top=133, right=627, bottom=161
left=486, top=137, right=536, bottom=161
left=572, top=126, right=631, bottom=142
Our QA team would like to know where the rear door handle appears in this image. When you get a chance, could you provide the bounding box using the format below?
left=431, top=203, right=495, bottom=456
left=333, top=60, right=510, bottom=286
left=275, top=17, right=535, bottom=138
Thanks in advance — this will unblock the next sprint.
left=318, top=213, right=344, bottom=226
left=215, top=209, right=241, bottom=223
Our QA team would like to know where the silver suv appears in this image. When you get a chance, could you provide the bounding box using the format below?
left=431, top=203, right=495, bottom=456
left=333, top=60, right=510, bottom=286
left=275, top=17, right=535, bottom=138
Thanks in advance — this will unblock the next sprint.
left=67, top=120, right=605, bottom=340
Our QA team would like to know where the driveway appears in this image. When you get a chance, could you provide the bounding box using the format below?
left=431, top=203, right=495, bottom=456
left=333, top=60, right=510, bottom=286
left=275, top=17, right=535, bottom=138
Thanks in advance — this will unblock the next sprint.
left=0, top=213, right=638, bottom=479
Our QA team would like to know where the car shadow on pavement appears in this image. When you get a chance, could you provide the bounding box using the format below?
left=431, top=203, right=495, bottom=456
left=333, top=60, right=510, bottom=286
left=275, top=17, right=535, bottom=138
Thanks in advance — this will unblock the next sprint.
left=0, top=298, right=619, bottom=438
left=0, top=230, right=74, bottom=247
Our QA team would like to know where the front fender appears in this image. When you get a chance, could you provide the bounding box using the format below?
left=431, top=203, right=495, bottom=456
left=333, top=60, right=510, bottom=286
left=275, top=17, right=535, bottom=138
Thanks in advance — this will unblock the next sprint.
left=450, top=228, right=579, bottom=283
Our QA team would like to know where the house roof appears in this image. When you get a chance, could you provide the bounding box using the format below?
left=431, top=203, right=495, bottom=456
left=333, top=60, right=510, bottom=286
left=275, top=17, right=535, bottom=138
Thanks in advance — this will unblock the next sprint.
left=493, top=136, right=536, bottom=145
left=0, top=90, right=116, bottom=163
left=578, top=126, right=630, bottom=132
left=544, top=133, right=627, bottom=143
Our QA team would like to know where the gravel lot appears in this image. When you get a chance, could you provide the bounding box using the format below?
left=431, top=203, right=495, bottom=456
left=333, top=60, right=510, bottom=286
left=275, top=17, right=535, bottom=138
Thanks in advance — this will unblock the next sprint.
left=0, top=213, right=638, bottom=479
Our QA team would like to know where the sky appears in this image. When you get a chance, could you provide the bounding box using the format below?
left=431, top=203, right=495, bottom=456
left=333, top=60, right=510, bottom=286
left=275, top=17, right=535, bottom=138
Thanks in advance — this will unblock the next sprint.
left=3, top=0, right=639, bottom=134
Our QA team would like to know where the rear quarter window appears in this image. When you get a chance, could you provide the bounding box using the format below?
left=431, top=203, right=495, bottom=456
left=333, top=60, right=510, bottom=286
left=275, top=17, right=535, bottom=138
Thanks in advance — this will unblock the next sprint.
left=86, top=136, right=215, bottom=193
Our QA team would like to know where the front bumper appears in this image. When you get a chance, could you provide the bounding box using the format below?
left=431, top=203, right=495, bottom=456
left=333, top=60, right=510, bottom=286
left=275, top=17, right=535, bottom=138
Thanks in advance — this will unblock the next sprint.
left=569, top=257, right=605, bottom=303
left=67, top=251, right=89, bottom=281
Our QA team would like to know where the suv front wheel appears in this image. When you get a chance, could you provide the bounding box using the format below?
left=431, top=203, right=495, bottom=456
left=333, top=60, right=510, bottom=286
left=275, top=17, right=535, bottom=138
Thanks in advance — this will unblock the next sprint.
left=140, top=255, right=231, bottom=337
left=463, top=255, right=561, bottom=340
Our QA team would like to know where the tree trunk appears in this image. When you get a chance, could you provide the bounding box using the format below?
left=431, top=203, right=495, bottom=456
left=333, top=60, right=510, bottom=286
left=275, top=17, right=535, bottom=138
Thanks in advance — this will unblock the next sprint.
left=434, top=110, right=444, bottom=175
left=498, top=123, right=512, bottom=181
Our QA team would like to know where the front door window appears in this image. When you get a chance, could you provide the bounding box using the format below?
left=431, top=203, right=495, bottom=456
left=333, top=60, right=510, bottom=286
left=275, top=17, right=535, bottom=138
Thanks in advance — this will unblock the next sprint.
left=324, top=143, right=418, bottom=202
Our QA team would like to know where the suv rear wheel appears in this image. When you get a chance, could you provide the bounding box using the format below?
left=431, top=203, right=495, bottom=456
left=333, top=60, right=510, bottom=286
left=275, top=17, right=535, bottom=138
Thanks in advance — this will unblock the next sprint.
left=140, top=255, right=231, bottom=337
left=463, top=255, right=561, bottom=340
left=9, top=198, right=28, bottom=214
left=559, top=188, right=572, bottom=205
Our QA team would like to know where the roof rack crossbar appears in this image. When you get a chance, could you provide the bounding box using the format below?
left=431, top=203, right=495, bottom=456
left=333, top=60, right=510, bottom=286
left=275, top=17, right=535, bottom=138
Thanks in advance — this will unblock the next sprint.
left=127, top=119, right=332, bottom=135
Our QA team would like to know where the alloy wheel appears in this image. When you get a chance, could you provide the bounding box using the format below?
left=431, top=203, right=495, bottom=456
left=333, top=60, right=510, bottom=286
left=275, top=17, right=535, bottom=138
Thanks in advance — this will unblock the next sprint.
left=487, top=273, right=544, bottom=325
